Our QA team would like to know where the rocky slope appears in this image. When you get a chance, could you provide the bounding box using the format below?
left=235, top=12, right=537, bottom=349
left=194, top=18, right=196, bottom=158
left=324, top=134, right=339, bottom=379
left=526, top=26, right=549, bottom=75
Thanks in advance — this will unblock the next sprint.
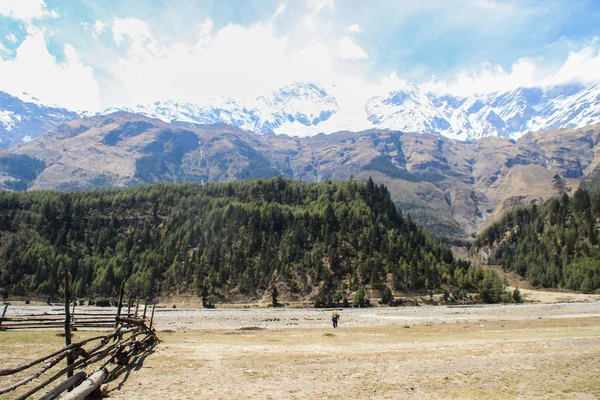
left=10, top=113, right=600, bottom=238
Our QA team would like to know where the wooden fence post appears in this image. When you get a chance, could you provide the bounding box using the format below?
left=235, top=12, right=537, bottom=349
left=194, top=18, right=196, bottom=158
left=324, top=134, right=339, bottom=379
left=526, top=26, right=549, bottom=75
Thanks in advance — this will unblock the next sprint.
left=127, top=296, right=132, bottom=317
left=0, top=304, right=8, bottom=329
left=149, top=301, right=156, bottom=330
left=115, top=284, right=125, bottom=329
left=134, top=297, right=140, bottom=318
left=63, top=269, right=73, bottom=380
left=143, top=298, right=149, bottom=319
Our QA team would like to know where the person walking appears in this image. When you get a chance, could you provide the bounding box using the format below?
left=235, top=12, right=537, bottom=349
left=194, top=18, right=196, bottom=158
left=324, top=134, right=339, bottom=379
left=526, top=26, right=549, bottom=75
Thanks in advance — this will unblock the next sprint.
left=331, top=309, right=340, bottom=328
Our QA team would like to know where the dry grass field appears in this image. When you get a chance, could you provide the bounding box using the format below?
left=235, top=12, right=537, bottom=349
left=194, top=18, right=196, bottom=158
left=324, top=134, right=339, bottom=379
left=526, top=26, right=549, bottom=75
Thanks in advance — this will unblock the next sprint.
left=1, top=299, right=600, bottom=399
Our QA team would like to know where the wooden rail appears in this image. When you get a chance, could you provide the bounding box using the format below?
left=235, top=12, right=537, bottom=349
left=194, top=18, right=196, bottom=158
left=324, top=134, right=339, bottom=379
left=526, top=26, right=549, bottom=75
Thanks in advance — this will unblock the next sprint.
left=0, top=281, right=159, bottom=399
left=0, top=312, right=158, bottom=399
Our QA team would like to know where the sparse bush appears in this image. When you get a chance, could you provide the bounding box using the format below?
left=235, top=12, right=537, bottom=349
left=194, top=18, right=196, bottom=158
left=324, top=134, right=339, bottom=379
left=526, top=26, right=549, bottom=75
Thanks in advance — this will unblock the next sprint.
left=380, top=286, right=393, bottom=305
left=512, top=287, right=523, bottom=303
left=352, top=286, right=371, bottom=308
left=442, top=289, right=450, bottom=303
left=95, top=298, right=111, bottom=307
left=341, top=296, right=350, bottom=308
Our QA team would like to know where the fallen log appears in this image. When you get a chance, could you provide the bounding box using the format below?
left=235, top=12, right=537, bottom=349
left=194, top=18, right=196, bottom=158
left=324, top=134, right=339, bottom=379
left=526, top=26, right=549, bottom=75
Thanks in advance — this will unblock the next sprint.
left=60, top=368, right=107, bottom=400
left=38, top=371, right=87, bottom=400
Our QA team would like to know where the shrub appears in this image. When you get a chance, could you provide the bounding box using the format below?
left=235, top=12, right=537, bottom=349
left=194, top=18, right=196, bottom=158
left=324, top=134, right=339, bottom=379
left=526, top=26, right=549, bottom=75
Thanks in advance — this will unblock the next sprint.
left=95, top=298, right=111, bottom=307
left=478, top=270, right=505, bottom=303
left=380, top=287, right=393, bottom=305
left=352, top=286, right=371, bottom=307
left=442, top=289, right=450, bottom=303
left=512, top=287, right=523, bottom=303
left=341, top=296, right=350, bottom=308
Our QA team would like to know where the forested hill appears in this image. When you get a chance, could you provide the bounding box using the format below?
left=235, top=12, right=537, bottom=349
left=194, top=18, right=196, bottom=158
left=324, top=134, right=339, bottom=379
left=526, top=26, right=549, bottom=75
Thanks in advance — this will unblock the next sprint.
left=0, top=178, right=494, bottom=303
left=472, top=187, right=600, bottom=292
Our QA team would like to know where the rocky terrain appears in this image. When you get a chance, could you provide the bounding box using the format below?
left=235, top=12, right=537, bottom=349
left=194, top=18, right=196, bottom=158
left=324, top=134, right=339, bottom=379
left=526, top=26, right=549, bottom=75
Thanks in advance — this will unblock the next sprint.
left=5, top=113, right=600, bottom=237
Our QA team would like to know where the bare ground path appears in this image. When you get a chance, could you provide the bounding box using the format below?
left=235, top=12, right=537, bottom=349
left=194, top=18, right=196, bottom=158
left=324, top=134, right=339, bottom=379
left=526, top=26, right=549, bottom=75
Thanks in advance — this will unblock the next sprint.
left=107, top=317, right=600, bottom=399
left=1, top=301, right=599, bottom=399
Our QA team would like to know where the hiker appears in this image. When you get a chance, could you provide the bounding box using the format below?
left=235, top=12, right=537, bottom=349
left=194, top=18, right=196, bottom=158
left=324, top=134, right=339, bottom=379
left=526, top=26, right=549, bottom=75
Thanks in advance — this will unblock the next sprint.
left=331, top=309, right=340, bottom=328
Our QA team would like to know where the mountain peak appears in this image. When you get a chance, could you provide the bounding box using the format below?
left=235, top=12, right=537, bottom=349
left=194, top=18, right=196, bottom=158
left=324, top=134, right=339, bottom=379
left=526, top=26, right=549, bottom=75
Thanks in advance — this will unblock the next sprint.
left=4, top=80, right=600, bottom=145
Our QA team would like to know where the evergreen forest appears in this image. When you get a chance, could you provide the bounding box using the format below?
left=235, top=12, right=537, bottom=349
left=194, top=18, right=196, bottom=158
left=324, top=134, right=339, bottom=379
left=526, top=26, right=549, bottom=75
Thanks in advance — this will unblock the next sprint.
left=0, top=178, right=501, bottom=303
left=473, top=187, right=600, bottom=292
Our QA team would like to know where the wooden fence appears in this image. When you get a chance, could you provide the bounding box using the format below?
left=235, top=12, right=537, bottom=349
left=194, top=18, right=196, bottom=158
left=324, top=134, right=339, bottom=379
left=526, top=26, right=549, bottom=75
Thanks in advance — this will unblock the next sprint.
left=0, top=298, right=153, bottom=331
left=0, top=272, right=159, bottom=399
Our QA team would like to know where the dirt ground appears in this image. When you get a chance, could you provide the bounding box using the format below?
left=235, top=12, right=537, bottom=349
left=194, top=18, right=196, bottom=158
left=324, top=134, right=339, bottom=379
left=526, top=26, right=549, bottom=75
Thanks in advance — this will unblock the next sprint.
left=1, top=297, right=600, bottom=399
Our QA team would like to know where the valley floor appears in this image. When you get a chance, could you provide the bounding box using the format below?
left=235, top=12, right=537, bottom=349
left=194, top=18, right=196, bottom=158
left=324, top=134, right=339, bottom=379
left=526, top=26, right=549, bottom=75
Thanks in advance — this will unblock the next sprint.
left=1, top=300, right=600, bottom=399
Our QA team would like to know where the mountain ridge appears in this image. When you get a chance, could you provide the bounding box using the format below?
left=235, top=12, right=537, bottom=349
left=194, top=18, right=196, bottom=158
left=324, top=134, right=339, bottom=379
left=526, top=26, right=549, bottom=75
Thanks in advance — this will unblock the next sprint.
left=7, top=112, right=600, bottom=238
left=2, top=80, right=600, bottom=147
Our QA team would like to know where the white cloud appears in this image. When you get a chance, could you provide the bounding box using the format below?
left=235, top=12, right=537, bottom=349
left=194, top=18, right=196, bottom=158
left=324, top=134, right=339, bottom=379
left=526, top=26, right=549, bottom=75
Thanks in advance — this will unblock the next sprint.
left=195, top=19, right=214, bottom=49
left=6, top=4, right=600, bottom=113
left=100, top=16, right=362, bottom=107
left=423, top=58, right=537, bottom=96
left=337, top=36, right=367, bottom=60
left=0, top=28, right=100, bottom=110
left=422, top=43, right=600, bottom=97
left=270, top=3, right=286, bottom=28
left=6, top=33, right=18, bottom=43
left=551, top=44, right=600, bottom=86
left=344, top=24, right=361, bottom=33
left=82, top=20, right=107, bottom=39
left=309, top=0, right=334, bottom=13
left=92, top=20, right=106, bottom=38
left=0, top=0, right=59, bottom=23
left=112, top=18, right=163, bottom=59
left=106, top=19, right=296, bottom=106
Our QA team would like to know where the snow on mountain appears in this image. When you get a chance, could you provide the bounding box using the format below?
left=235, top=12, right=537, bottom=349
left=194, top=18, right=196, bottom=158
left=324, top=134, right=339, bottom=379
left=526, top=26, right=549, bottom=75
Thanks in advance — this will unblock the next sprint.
left=365, top=81, right=456, bottom=137
left=0, top=91, right=80, bottom=148
left=120, top=80, right=600, bottom=140
left=114, top=82, right=339, bottom=137
left=366, top=82, right=600, bottom=140
left=4, top=80, right=600, bottom=145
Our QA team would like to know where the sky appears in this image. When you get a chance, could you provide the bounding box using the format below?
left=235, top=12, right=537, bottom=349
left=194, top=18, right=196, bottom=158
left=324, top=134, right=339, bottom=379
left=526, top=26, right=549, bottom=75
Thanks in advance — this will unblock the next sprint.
left=0, top=0, right=600, bottom=111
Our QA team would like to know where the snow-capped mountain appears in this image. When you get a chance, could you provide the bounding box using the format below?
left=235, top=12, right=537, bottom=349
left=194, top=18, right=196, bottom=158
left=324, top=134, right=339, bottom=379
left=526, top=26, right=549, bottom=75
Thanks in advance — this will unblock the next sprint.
left=366, top=82, right=600, bottom=140
left=4, top=80, right=600, bottom=145
left=109, top=82, right=338, bottom=137
left=115, top=81, right=600, bottom=140
left=0, top=91, right=80, bottom=148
